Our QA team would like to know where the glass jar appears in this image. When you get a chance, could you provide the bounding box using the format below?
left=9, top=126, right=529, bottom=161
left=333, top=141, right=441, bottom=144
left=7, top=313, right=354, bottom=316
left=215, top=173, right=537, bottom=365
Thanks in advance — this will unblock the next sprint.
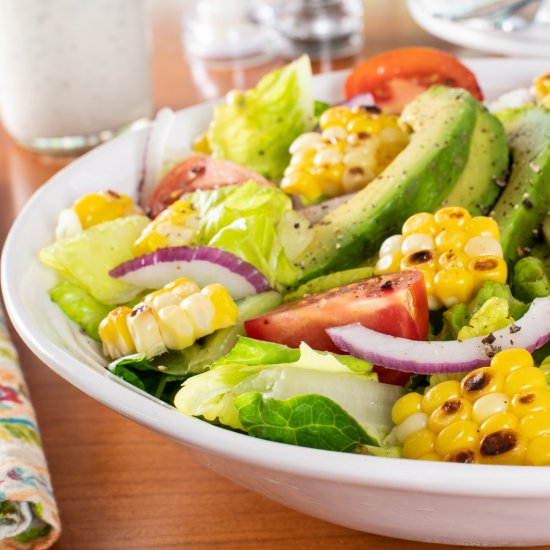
left=0, top=0, right=153, bottom=154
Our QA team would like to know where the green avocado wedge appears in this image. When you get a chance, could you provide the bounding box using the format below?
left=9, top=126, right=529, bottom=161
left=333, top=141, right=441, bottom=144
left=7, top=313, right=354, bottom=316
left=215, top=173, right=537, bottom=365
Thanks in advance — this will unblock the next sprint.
left=492, top=107, right=550, bottom=265
left=441, top=105, right=508, bottom=215
left=294, top=86, right=479, bottom=283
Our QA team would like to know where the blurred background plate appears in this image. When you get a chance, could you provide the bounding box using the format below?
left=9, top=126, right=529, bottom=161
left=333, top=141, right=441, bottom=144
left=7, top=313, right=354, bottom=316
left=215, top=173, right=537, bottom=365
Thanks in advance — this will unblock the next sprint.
left=408, top=0, right=550, bottom=56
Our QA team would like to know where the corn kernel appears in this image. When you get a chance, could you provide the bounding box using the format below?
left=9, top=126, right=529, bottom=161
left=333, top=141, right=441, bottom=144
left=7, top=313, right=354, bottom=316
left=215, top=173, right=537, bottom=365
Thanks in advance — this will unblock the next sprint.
left=479, top=412, right=519, bottom=436
left=403, top=428, right=436, bottom=459
left=98, top=306, right=136, bottom=359
left=127, top=304, right=168, bottom=358
left=461, top=367, right=504, bottom=402
left=400, top=250, right=437, bottom=272
left=518, top=409, right=550, bottom=439
left=391, top=392, right=423, bottom=425
left=443, top=449, right=479, bottom=463
left=491, top=348, right=534, bottom=377
left=156, top=305, right=196, bottom=350
left=422, top=380, right=462, bottom=415
left=435, top=229, right=469, bottom=253
left=433, top=266, right=475, bottom=308
left=525, top=434, right=550, bottom=466
left=428, top=398, right=472, bottom=433
left=468, top=255, right=507, bottom=290
left=479, top=429, right=527, bottom=465
left=464, top=236, right=503, bottom=258
left=437, top=249, right=469, bottom=269
left=466, top=216, right=500, bottom=240
left=74, top=190, right=136, bottom=229
left=504, top=366, right=547, bottom=395
left=434, top=207, right=471, bottom=231
left=402, top=212, right=439, bottom=237
left=510, top=389, right=550, bottom=418
left=201, top=284, right=239, bottom=330
left=434, top=420, right=480, bottom=457
left=181, top=293, right=216, bottom=338
left=471, top=392, right=509, bottom=424
left=375, top=253, right=402, bottom=274
left=379, top=235, right=403, bottom=257
left=395, top=412, right=428, bottom=443
left=418, top=452, right=442, bottom=461
left=319, top=106, right=355, bottom=129
left=401, top=233, right=434, bottom=255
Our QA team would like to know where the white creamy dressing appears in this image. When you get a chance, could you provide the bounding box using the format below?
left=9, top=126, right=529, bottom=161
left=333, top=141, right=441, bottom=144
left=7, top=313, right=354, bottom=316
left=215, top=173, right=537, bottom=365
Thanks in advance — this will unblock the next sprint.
left=0, top=0, right=153, bottom=142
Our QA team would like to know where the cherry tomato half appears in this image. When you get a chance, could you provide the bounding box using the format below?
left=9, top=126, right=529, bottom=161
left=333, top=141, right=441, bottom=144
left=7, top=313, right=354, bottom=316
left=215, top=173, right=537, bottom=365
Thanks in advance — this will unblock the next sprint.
left=344, top=47, right=484, bottom=114
left=245, top=271, right=429, bottom=385
left=146, top=154, right=274, bottom=217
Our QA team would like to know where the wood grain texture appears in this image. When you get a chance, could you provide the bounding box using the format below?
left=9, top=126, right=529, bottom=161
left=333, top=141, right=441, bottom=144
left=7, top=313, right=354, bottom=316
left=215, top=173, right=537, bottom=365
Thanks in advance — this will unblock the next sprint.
left=0, top=1, right=537, bottom=548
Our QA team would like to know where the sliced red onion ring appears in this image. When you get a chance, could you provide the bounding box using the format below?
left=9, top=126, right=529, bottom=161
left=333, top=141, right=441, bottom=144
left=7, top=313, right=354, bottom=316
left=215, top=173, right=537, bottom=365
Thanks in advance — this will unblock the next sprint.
left=110, top=246, right=271, bottom=300
left=138, top=107, right=176, bottom=208
left=327, top=297, right=550, bottom=374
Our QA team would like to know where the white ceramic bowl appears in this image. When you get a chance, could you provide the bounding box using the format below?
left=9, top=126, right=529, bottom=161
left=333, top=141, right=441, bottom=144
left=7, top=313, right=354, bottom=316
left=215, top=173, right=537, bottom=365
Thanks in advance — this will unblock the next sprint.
left=3, top=59, right=550, bottom=547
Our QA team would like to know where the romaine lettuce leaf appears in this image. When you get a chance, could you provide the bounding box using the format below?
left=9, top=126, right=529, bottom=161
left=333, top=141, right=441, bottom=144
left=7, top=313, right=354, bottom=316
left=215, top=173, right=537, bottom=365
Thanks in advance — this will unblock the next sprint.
left=39, top=215, right=149, bottom=304
left=190, top=181, right=299, bottom=287
left=457, top=297, right=513, bottom=340
left=435, top=281, right=528, bottom=341
left=173, top=336, right=402, bottom=446
left=235, top=392, right=376, bottom=452
left=49, top=281, right=112, bottom=341
left=207, top=55, right=315, bottom=181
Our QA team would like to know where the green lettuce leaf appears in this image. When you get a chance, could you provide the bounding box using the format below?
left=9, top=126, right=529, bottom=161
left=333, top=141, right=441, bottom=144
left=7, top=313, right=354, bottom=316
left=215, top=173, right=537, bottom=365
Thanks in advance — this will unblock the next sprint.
left=513, top=256, right=550, bottom=303
left=39, top=215, right=149, bottom=304
left=49, top=281, right=112, bottom=341
left=174, top=336, right=402, bottom=445
left=435, top=281, right=528, bottom=341
left=207, top=55, right=315, bottom=181
left=190, top=181, right=299, bottom=287
left=457, top=297, right=514, bottom=340
left=235, top=392, right=376, bottom=452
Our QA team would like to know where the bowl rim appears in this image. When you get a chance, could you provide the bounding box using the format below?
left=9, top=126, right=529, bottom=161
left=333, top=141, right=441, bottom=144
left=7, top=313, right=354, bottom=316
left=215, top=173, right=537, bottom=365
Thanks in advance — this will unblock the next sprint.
left=4, top=58, right=550, bottom=499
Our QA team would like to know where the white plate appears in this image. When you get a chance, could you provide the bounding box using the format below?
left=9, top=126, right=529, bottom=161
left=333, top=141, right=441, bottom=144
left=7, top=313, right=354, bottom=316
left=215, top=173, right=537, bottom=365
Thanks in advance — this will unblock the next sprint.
left=3, top=58, right=550, bottom=547
left=408, top=0, right=550, bottom=57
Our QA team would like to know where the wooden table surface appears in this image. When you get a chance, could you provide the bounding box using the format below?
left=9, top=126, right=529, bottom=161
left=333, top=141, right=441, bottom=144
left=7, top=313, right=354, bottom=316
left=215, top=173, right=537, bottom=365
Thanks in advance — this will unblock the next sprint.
left=0, top=1, right=540, bottom=549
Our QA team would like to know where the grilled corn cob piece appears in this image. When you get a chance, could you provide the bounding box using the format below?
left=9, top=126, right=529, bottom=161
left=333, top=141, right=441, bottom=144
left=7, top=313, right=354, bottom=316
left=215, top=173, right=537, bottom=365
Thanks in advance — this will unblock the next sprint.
left=98, top=277, right=238, bottom=359
left=281, top=106, right=409, bottom=201
left=533, top=71, right=550, bottom=109
left=55, top=190, right=141, bottom=240
left=392, top=348, right=550, bottom=465
left=73, top=190, right=139, bottom=229
left=133, top=200, right=200, bottom=256
left=375, top=207, right=507, bottom=310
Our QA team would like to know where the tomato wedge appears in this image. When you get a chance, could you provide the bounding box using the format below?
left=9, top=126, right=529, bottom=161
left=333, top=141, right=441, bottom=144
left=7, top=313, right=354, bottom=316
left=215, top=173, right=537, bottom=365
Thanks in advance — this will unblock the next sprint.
left=244, top=271, right=429, bottom=385
left=146, top=154, right=274, bottom=217
left=344, top=47, right=484, bottom=114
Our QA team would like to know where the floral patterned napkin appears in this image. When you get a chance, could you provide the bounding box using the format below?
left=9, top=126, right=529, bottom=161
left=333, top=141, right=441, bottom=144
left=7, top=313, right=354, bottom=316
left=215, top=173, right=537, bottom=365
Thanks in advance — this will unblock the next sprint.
left=0, top=304, right=60, bottom=549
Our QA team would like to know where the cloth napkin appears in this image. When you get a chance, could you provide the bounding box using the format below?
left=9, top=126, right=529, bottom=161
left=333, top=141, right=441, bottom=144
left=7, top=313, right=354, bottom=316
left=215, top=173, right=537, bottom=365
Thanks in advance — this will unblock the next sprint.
left=0, top=304, right=60, bottom=549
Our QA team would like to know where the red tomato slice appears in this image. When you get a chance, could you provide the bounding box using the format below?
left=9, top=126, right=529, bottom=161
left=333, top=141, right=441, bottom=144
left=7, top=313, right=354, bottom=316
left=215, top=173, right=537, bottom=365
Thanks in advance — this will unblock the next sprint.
left=344, top=47, right=484, bottom=114
left=245, top=271, right=429, bottom=385
left=146, top=154, right=274, bottom=217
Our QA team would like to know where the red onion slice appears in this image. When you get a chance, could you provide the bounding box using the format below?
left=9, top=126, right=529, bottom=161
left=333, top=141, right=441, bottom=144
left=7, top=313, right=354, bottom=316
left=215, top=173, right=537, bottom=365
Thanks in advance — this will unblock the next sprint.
left=110, top=246, right=271, bottom=300
left=327, top=297, right=550, bottom=374
left=138, top=107, right=176, bottom=208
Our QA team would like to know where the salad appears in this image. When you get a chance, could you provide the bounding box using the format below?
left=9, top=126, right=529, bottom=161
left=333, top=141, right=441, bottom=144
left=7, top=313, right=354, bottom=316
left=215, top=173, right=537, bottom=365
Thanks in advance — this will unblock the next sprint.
left=38, top=47, right=550, bottom=466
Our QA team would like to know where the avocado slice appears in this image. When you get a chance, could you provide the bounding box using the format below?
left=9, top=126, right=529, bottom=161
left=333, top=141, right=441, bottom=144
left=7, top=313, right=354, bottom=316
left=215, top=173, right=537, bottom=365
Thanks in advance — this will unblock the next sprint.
left=442, top=105, right=508, bottom=215
left=295, top=86, right=478, bottom=283
left=491, top=106, right=550, bottom=265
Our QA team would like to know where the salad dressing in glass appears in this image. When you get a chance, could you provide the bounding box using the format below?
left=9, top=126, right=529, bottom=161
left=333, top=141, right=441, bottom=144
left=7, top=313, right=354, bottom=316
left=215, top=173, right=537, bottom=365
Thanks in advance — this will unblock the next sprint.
left=0, top=0, right=153, bottom=152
